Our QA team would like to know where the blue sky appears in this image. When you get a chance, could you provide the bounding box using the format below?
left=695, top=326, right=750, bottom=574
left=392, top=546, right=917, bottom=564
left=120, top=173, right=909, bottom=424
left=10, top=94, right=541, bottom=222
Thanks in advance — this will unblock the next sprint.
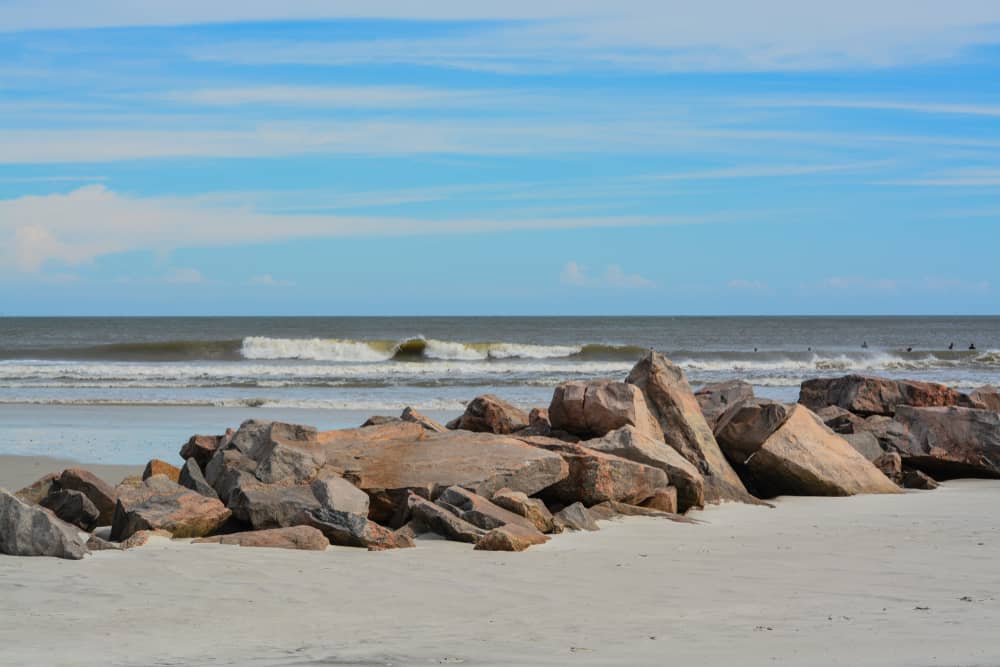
left=1, top=1, right=999, bottom=315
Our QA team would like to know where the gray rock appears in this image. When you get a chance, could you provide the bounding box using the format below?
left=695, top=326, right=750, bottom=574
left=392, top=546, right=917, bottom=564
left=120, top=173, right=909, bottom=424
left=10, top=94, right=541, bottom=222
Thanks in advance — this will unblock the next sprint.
left=304, top=508, right=414, bottom=550
left=310, top=475, right=370, bottom=516
left=227, top=482, right=321, bottom=530
left=892, top=406, right=1000, bottom=479
left=451, top=394, right=529, bottom=434
left=490, top=488, right=555, bottom=533
left=407, top=494, right=485, bottom=543
left=178, top=458, right=219, bottom=500
left=0, top=489, right=89, bottom=559
left=843, top=432, right=884, bottom=462
left=57, top=468, right=118, bottom=525
left=714, top=399, right=793, bottom=464
left=40, top=489, right=99, bottom=531
left=435, top=486, right=539, bottom=532
left=695, top=380, right=755, bottom=429
left=554, top=502, right=599, bottom=532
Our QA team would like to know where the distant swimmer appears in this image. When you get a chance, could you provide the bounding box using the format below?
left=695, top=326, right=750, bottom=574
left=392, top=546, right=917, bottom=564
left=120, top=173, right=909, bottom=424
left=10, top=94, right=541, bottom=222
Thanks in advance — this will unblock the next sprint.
left=906, top=347, right=913, bottom=352
left=949, top=342, right=955, bottom=350
left=861, top=341, right=868, bottom=349
left=754, top=347, right=758, bottom=352
left=970, top=343, right=977, bottom=351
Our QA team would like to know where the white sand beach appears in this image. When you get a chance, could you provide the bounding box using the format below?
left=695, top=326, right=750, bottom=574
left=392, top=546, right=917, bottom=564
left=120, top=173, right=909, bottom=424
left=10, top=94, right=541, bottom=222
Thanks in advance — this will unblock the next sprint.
left=1, top=474, right=997, bottom=667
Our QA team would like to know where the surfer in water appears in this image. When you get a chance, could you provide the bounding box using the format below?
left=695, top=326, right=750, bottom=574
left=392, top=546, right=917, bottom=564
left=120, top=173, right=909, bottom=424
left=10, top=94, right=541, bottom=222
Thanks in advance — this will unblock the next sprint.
left=861, top=341, right=868, bottom=349
left=949, top=342, right=954, bottom=350
left=970, top=343, right=977, bottom=351
left=906, top=346, right=913, bottom=352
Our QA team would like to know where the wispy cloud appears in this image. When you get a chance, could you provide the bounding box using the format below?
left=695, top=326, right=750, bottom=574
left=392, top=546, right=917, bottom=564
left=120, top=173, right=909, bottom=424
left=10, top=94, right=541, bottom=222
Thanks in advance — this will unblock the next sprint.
left=153, top=85, right=512, bottom=109
left=560, top=261, right=655, bottom=289
left=752, top=98, right=1000, bottom=117
left=249, top=274, right=295, bottom=287
left=164, top=267, right=204, bottom=284
left=878, top=168, right=1000, bottom=187
left=0, top=185, right=709, bottom=274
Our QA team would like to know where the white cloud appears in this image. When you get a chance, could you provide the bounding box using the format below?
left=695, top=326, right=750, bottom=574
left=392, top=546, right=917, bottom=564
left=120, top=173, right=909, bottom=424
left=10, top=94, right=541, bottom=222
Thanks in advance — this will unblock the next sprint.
left=249, top=274, right=295, bottom=287
left=877, top=168, right=1000, bottom=187
left=822, top=276, right=898, bottom=291
left=560, top=261, right=655, bottom=289
left=0, top=185, right=706, bottom=274
left=752, top=98, right=1000, bottom=117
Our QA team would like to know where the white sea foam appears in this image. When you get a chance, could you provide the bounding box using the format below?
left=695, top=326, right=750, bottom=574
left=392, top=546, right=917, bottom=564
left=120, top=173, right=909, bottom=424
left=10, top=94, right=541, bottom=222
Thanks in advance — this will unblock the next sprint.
left=241, top=336, right=395, bottom=362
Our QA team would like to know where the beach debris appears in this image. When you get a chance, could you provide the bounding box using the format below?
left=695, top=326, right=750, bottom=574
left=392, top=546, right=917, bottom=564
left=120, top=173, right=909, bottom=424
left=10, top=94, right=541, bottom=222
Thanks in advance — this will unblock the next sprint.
left=448, top=394, right=530, bottom=434
left=627, top=351, right=758, bottom=504
left=194, top=526, right=330, bottom=551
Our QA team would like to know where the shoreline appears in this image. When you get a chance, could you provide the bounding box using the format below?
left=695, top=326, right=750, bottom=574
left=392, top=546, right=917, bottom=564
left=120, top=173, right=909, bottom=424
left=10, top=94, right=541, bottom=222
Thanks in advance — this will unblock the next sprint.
left=2, top=479, right=998, bottom=665
left=0, top=455, right=142, bottom=491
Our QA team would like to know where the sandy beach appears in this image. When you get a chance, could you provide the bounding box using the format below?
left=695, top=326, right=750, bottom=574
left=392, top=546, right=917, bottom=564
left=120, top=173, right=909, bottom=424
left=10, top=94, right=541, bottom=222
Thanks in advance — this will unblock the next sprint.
left=2, top=470, right=997, bottom=667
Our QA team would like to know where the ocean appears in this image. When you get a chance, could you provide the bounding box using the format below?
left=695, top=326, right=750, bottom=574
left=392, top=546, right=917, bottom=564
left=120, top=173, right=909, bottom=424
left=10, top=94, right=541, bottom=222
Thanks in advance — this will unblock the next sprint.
left=1, top=316, right=998, bottom=464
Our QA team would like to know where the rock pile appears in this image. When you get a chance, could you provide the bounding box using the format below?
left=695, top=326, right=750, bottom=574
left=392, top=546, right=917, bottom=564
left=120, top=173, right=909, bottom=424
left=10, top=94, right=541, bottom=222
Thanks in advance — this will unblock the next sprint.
left=4, top=356, right=994, bottom=561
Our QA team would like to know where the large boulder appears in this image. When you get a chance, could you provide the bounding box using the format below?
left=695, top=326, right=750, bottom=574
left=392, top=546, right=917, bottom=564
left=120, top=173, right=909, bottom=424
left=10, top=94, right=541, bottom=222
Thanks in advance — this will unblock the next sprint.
left=0, top=490, right=89, bottom=559
left=734, top=405, right=901, bottom=498
left=799, top=375, right=977, bottom=417
left=892, top=406, right=1000, bottom=479
left=521, top=437, right=668, bottom=507
left=490, top=488, right=555, bottom=533
left=193, top=526, right=330, bottom=551
left=407, top=494, right=486, bottom=543
left=450, top=395, right=529, bottom=434
left=400, top=406, right=447, bottom=432
left=227, top=482, right=321, bottom=530
left=57, top=468, right=118, bottom=525
left=626, top=351, right=756, bottom=504
left=970, top=386, right=1000, bottom=412
left=842, top=432, right=884, bottom=461
left=695, top=380, right=755, bottom=429
left=110, top=476, right=231, bottom=541
left=142, top=459, right=181, bottom=483
left=310, top=476, right=370, bottom=516
left=549, top=379, right=662, bottom=441
left=475, top=524, right=549, bottom=552
left=180, top=434, right=224, bottom=470
left=40, top=489, right=99, bottom=531
left=205, top=448, right=259, bottom=504
left=178, top=459, right=219, bottom=500
left=435, top=486, right=540, bottom=533
left=553, top=502, right=599, bottom=532
left=714, top=400, right=793, bottom=464
left=229, top=420, right=318, bottom=455
left=316, top=425, right=568, bottom=524
left=304, top=508, right=414, bottom=550
left=584, top=426, right=705, bottom=512
left=854, top=415, right=915, bottom=453
left=815, top=405, right=866, bottom=434
left=14, top=473, right=58, bottom=505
